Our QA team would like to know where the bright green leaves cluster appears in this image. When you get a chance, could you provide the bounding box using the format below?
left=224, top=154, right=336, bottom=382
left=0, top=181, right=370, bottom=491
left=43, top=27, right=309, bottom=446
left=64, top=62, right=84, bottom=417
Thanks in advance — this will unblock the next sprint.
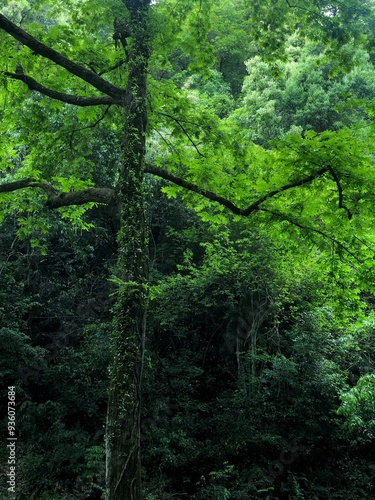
left=16, top=213, right=51, bottom=254
left=0, top=1, right=128, bottom=247
left=148, top=74, right=224, bottom=183
left=244, top=0, right=297, bottom=62
left=147, top=25, right=375, bottom=290
left=51, top=176, right=96, bottom=231
left=0, top=93, right=100, bottom=211
left=150, top=69, right=375, bottom=261
left=1, top=0, right=375, bottom=276
left=150, top=0, right=214, bottom=74
left=238, top=39, right=375, bottom=145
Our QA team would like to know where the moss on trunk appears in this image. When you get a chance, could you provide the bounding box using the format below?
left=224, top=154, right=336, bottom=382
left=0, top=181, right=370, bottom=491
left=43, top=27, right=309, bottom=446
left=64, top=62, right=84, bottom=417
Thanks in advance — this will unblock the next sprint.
left=105, top=1, right=150, bottom=499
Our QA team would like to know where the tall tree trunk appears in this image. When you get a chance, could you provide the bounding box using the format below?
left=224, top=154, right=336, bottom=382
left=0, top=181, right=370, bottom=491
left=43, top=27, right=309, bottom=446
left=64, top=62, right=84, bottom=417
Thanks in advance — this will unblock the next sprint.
left=106, top=1, right=150, bottom=499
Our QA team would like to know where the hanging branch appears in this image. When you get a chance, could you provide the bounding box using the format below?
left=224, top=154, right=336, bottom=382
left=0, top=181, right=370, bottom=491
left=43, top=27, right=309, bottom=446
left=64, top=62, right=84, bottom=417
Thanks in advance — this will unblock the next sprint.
left=327, top=165, right=352, bottom=219
left=68, top=105, right=112, bottom=151
left=157, top=112, right=205, bottom=157
left=150, top=128, right=183, bottom=164
left=98, top=59, right=127, bottom=76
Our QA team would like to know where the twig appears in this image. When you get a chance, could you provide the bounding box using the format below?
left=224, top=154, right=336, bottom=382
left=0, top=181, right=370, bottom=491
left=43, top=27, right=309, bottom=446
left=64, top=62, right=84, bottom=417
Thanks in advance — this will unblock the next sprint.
left=258, top=207, right=361, bottom=262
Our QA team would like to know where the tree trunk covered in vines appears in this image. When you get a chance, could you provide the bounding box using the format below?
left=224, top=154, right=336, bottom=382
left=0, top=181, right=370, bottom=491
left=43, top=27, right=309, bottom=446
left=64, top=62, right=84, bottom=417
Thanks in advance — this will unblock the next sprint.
left=106, top=1, right=150, bottom=499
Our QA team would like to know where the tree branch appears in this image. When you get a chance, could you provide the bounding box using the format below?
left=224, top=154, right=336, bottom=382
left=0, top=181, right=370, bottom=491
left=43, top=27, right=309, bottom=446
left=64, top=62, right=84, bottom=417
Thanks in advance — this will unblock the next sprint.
left=67, top=106, right=112, bottom=149
left=327, top=165, right=352, bottom=219
left=46, top=187, right=118, bottom=208
left=157, top=112, right=205, bottom=157
left=98, top=59, right=127, bottom=76
left=0, top=13, right=124, bottom=101
left=0, top=178, right=57, bottom=197
left=145, top=165, right=242, bottom=214
left=4, top=71, right=118, bottom=106
left=240, top=167, right=328, bottom=215
left=285, top=0, right=322, bottom=17
left=145, top=165, right=329, bottom=216
left=0, top=178, right=118, bottom=208
left=145, top=164, right=359, bottom=260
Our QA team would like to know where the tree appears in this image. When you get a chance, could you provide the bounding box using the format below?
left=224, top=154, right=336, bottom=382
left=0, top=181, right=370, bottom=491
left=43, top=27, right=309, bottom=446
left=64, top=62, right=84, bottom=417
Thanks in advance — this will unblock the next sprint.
left=237, top=36, right=375, bottom=146
left=1, top=0, right=375, bottom=498
left=1, top=1, right=150, bottom=497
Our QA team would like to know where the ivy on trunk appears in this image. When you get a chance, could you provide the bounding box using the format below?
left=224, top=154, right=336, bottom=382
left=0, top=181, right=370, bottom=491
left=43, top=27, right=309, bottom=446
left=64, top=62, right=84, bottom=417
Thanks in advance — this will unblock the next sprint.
left=105, top=1, right=150, bottom=498
left=1, top=1, right=375, bottom=498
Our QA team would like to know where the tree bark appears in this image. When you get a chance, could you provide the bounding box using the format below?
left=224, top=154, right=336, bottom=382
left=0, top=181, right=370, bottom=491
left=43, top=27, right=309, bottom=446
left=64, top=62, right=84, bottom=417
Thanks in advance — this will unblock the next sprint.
left=105, top=1, right=150, bottom=499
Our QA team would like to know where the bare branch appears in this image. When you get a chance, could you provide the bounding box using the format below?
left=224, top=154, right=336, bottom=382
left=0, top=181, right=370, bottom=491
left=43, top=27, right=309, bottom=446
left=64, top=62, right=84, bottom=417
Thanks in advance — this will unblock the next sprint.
left=0, top=178, right=118, bottom=208
left=4, top=71, right=119, bottom=106
left=46, top=188, right=118, bottom=208
left=0, top=178, right=57, bottom=197
left=0, top=13, right=124, bottom=101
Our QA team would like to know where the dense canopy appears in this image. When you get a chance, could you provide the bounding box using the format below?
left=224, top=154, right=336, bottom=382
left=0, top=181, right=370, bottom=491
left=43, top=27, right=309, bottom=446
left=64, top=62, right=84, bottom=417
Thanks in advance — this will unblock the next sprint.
left=1, top=0, right=375, bottom=498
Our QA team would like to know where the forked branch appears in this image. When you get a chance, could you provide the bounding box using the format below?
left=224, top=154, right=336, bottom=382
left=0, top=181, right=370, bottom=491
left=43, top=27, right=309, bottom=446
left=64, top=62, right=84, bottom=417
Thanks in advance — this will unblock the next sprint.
left=145, top=164, right=360, bottom=259
left=145, top=164, right=328, bottom=216
left=0, top=13, right=124, bottom=101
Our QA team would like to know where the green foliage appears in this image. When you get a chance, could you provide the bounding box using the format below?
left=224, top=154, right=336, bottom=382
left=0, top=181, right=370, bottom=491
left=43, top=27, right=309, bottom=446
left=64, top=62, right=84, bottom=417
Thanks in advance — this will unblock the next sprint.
left=150, top=0, right=214, bottom=74
left=245, top=0, right=375, bottom=64
left=1, top=0, right=375, bottom=498
left=141, top=196, right=375, bottom=497
left=338, top=374, right=375, bottom=441
left=0, top=209, right=114, bottom=498
left=238, top=38, right=375, bottom=145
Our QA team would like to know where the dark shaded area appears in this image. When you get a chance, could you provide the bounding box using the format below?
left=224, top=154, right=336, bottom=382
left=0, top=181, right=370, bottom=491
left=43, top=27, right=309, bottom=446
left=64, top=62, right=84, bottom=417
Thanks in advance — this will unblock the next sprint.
left=1, top=188, right=374, bottom=499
